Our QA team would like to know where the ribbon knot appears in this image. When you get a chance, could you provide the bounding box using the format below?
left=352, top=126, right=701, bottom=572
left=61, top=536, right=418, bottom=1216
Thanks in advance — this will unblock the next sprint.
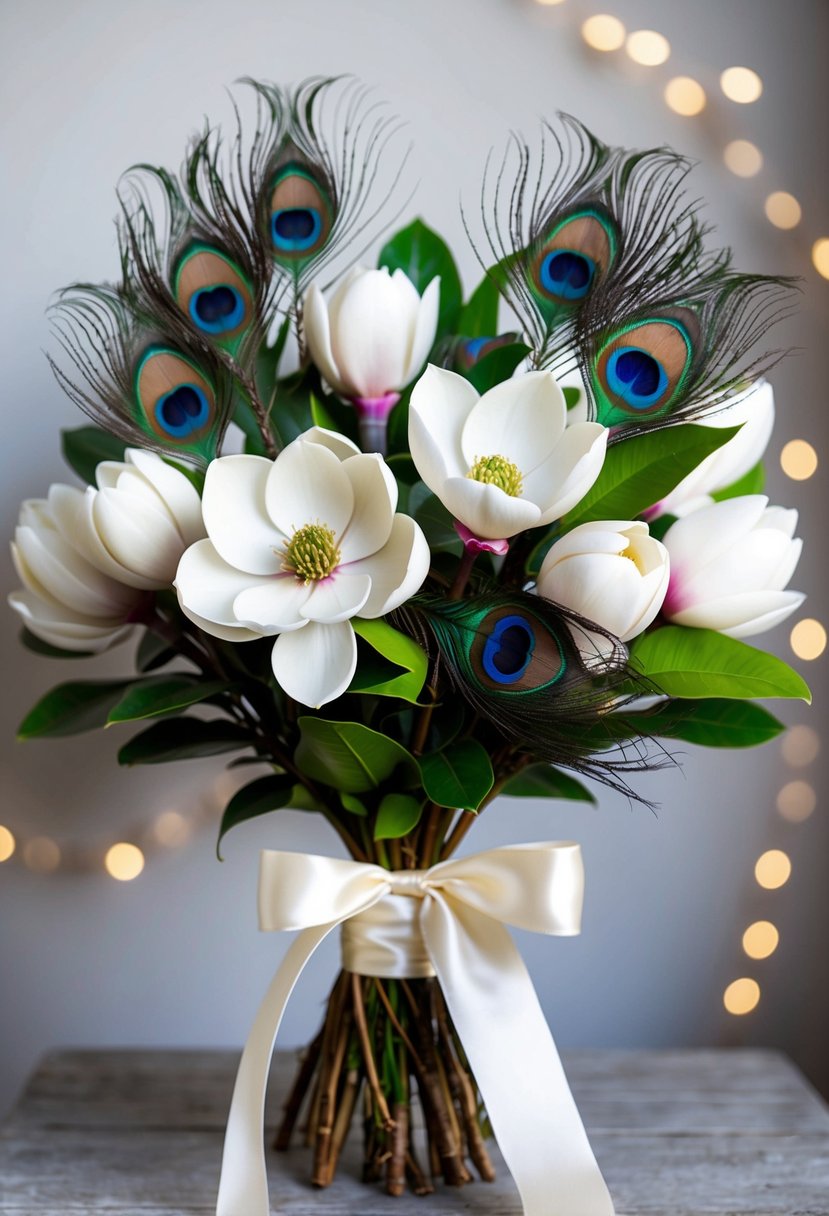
left=218, top=842, right=616, bottom=1216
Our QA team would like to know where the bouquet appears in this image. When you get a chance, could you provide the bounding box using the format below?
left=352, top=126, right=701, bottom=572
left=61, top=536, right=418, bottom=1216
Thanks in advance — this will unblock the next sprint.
left=10, top=77, right=811, bottom=1215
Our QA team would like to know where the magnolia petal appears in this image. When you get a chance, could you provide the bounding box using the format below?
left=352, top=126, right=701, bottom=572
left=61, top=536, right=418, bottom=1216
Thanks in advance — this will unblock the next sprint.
left=176, top=605, right=261, bottom=644
left=175, top=539, right=269, bottom=631
left=339, top=454, right=397, bottom=562
left=125, top=449, right=206, bottom=546
left=301, top=573, right=372, bottom=623
left=441, top=476, right=541, bottom=540
left=8, top=591, right=133, bottom=652
left=409, top=364, right=478, bottom=490
left=92, top=488, right=185, bottom=587
left=14, top=525, right=135, bottom=616
left=330, top=269, right=414, bottom=396
left=265, top=438, right=354, bottom=541
left=460, top=371, right=566, bottom=474
left=304, top=283, right=347, bottom=393
left=662, top=496, right=769, bottom=573
left=233, top=578, right=312, bottom=633
left=271, top=619, right=358, bottom=708
left=669, top=590, right=805, bottom=638
left=45, top=485, right=153, bottom=590
left=303, top=426, right=361, bottom=461
left=349, top=514, right=430, bottom=618
left=403, top=276, right=441, bottom=383
left=532, top=424, right=608, bottom=523
left=202, top=455, right=283, bottom=575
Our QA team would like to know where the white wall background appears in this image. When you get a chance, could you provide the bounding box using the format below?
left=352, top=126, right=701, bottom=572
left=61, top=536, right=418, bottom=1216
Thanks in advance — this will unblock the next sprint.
left=1, top=0, right=827, bottom=1116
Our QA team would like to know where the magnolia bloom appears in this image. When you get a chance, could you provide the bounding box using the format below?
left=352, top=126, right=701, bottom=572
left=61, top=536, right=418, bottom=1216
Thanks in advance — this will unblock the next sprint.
left=9, top=495, right=144, bottom=653
left=538, top=520, right=670, bottom=642
left=650, top=380, right=776, bottom=518
left=175, top=428, right=430, bottom=707
left=661, top=495, right=804, bottom=638
left=408, top=365, right=607, bottom=544
left=304, top=266, right=440, bottom=450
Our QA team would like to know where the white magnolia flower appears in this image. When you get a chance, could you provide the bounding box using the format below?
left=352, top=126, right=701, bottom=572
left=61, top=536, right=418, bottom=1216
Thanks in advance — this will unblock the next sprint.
left=538, top=520, right=670, bottom=642
left=174, top=428, right=431, bottom=707
left=651, top=380, right=776, bottom=518
left=408, top=365, right=607, bottom=542
left=304, top=265, right=440, bottom=403
left=9, top=494, right=143, bottom=653
left=661, top=495, right=804, bottom=638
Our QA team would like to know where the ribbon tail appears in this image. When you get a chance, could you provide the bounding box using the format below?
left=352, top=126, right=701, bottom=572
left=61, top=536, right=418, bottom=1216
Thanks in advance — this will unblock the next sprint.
left=215, top=922, right=336, bottom=1216
left=422, top=894, right=616, bottom=1216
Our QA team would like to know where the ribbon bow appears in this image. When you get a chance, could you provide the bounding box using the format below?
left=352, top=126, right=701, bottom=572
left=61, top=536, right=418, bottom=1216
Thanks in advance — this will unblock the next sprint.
left=216, top=841, right=615, bottom=1216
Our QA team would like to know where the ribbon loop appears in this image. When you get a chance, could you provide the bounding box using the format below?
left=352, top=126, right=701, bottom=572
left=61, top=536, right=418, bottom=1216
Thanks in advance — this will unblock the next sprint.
left=217, top=842, right=615, bottom=1216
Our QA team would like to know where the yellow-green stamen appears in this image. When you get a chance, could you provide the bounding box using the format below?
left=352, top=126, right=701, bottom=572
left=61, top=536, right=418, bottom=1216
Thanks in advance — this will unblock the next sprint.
left=467, top=454, right=524, bottom=497
left=281, top=522, right=341, bottom=583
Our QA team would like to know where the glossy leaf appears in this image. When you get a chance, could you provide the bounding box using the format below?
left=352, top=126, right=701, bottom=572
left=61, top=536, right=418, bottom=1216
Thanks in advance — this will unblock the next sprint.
left=465, top=342, right=530, bottom=394
left=712, top=460, right=765, bottom=501
left=118, top=718, right=251, bottom=765
left=637, top=698, right=785, bottom=747
left=18, top=679, right=134, bottom=739
left=458, top=275, right=501, bottom=337
left=411, top=484, right=462, bottom=554
left=630, top=627, right=812, bottom=702
left=296, top=717, right=419, bottom=793
left=378, top=219, right=462, bottom=336
left=107, top=677, right=232, bottom=725
left=419, top=739, right=494, bottom=811
left=502, top=765, right=596, bottom=802
left=350, top=619, right=428, bottom=702
left=135, top=630, right=177, bottom=673
left=374, top=793, right=423, bottom=840
left=562, top=426, right=740, bottom=530
left=217, top=773, right=296, bottom=858
left=61, top=426, right=126, bottom=485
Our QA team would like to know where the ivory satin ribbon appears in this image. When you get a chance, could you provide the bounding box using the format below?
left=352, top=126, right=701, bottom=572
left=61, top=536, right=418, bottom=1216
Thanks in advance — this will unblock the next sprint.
left=216, top=841, right=615, bottom=1216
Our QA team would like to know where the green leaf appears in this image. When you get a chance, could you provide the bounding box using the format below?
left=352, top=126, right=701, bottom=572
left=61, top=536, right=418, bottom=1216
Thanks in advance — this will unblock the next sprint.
left=374, top=793, right=423, bottom=840
left=562, top=425, right=740, bottom=530
left=465, top=342, right=531, bottom=393
left=378, top=219, right=462, bottom=337
left=630, top=627, right=812, bottom=702
left=19, top=628, right=93, bottom=660
left=135, top=630, right=177, bottom=673
left=458, top=275, right=500, bottom=336
left=61, top=426, right=126, bottom=485
left=411, top=484, right=462, bottom=554
left=502, top=765, right=596, bottom=802
left=18, top=679, right=135, bottom=739
left=118, top=718, right=251, bottom=765
left=419, top=739, right=494, bottom=811
left=309, top=390, right=359, bottom=440
left=217, top=774, right=296, bottom=858
left=340, top=792, right=369, bottom=817
left=296, top=718, right=418, bottom=793
left=107, top=677, right=233, bottom=725
left=563, top=385, right=583, bottom=411
left=637, top=698, right=785, bottom=748
left=350, top=619, right=428, bottom=702
left=712, top=460, right=765, bottom=501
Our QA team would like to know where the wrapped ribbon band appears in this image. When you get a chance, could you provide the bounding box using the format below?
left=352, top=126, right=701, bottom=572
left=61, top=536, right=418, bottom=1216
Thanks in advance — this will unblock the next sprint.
left=216, top=841, right=616, bottom=1216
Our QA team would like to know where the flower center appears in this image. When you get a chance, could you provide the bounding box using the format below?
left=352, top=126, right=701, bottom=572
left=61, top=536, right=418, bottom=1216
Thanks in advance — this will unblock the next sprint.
left=281, top=522, right=341, bottom=583
left=621, top=542, right=646, bottom=574
left=467, top=454, right=524, bottom=497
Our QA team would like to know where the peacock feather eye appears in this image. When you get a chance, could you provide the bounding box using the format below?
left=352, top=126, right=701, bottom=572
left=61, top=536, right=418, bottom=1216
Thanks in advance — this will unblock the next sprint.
left=454, top=333, right=521, bottom=372
left=469, top=606, right=567, bottom=694
left=268, top=164, right=333, bottom=264
left=591, top=314, right=696, bottom=427
left=173, top=244, right=254, bottom=348
left=531, top=208, right=619, bottom=318
left=134, top=346, right=218, bottom=456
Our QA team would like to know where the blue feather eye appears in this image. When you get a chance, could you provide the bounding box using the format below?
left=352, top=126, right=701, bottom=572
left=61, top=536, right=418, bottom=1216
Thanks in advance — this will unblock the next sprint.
left=532, top=207, right=618, bottom=318
left=174, top=245, right=253, bottom=348
left=605, top=347, right=668, bottom=408
left=135, top=347, right=217, bottom=450
left=271, top=207, right=323, bottom=252
left=482, top=615, right=536, bottom=685
left=470, top=606, right=566, bottom=694
left=155, top=384, right=210, bottom=437
left=592, top=315, right=696, bottom=427
left=539, top=250, right=596, bottom=301
left=269, top=165, right=332, bottom=264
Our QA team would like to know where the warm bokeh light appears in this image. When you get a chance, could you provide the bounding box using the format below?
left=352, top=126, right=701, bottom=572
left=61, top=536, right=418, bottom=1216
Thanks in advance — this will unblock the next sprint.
left=790, top=618, right=827, bottom=661
left=664, top=77, right=706, bottom=116
left=781, top=724, right=820, bottom=767
left=764, top=191, right=802, bottom=230
left=626, top=29, right=670, bottom=66
left=105, top=842, right=145, bottom=882
left=776, top=780, right=817, bottom=823
left=534, top=0, right=567, bottom=5
left=780, top=439, right=818, bottom=481
left=742, top=921, right=779, bottom=960
left=812, top=239, right=829, bottom=279
left=724, top=977, right=761, bottom=1015
left=0, top=825, right=16, bottom=863
left=755, top=849, right=792, bottom=890
left=723, top=139, right=763, bottom=178
left=581, top=14, right=625, bottom=51
left=23, top=836, right=61, bottom=874
left=720, top=66, right=763, bottom=103
left=153, top=810, right=192, bottom=848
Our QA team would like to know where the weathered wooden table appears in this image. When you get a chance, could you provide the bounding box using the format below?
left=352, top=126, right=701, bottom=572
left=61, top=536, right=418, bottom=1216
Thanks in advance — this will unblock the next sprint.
left=1, top=1049, right=828, bottom=1214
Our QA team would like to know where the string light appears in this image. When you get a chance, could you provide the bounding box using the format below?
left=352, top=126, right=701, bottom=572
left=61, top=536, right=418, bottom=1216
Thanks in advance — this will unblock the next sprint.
left=534, top=0, right=567, bottom=5
left=790, top=618, right=827, bottom=661
left=23, top=836, right=61, bottom=874
left=720, top=66, right=763, bottom=104
left=742, top=921, right=779, bottom=960
left=105, top=842, right=145, bottom=882
left=723, top=977, right=761, bottom=1015
left=625, top=30, right=670, bottom=66
left=776, top=780, right=817, bottom=823
left=664, top=77, right=706, bottom=116
left=812, top=239, right=829, bottom=279
left=723, top=139, right=763, bottom=177
left=764, top=191, right=802, bottom=230
left=0, top=825, right=16, bottom=863
left=755, top=849, right=792, bottom=890
left=153, top=810, right=192, bottom=848
left=781, top=724, right=820, bottom=766
left=581, top=14, right=625, bottom=51
left=780, top=439, right=818, bottom=480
